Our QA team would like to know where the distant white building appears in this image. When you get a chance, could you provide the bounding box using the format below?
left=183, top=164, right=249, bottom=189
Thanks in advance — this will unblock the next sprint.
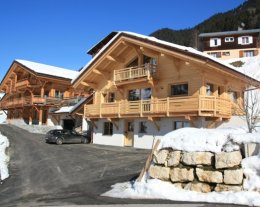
left=0, top=93, right=7, bottom=124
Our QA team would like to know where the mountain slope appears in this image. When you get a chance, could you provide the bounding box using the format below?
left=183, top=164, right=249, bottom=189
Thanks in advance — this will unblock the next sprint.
left=150, top=0, right=260, bottom=48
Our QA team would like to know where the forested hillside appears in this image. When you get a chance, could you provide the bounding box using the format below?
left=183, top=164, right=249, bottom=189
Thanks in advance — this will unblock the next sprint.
left=150, top=0, right=260, bottom=48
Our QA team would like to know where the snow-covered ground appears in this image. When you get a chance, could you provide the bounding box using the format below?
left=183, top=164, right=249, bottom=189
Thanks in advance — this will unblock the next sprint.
left=11, top=119, right=62, bottom=134
left=0, top=93, right=7, bottom=124
left=0, top=132, right=9, bottom=181
left=103, top=127, right=260, bottom=206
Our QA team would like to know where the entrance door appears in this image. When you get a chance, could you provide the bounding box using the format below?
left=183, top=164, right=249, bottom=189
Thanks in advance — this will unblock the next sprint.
left=124, top=121, right=134, bottom=147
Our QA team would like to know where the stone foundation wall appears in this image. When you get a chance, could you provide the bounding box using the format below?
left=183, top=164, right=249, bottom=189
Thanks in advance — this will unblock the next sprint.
left=149, top=149, right=244, bottom=193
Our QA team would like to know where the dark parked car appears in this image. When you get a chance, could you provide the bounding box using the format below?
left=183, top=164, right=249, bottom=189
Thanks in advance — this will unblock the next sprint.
left=45, top=129, right=91, bottom=145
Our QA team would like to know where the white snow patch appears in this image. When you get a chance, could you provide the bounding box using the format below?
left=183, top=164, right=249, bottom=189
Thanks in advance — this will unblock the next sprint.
left=224, top=56, right=260, bottom=81
left=16, top=59, right=79, bottom=80
left=103, top=179, right=260, bottom=206
left=159, top=127, right=247, bottom=153
left=11, top=119, right=62, bottom=134
left=242, top=153, right=260, bottom=191
left=0, top=132, right=9, bottom=180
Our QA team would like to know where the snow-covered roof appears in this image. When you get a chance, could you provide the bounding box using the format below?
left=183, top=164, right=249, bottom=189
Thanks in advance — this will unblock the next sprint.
left=54, top=96, right=90, bottom=114
left=16, top=59, right=79, bottom=80
left=72, top=31, right=259, bottom=85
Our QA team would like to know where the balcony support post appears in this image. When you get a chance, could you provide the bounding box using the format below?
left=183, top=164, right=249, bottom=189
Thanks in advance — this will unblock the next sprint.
left=39, top=107, right=43, bottom=126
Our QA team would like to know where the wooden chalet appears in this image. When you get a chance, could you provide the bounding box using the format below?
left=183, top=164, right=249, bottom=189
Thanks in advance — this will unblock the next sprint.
left=72, top=31, right=260, bottom=149
left=0, top=60, right=85, bottom=126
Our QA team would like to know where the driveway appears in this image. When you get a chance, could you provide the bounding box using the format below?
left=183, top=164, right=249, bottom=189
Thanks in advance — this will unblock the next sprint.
left=0, top=125, right=244, bottom=207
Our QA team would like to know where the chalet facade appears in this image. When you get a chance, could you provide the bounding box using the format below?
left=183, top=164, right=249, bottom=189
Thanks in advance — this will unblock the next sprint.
left=72, top=31, right=260, bottom=149
left=0, top=60, right=87, bottom=129
left=199, top=29, right=260, bottom=60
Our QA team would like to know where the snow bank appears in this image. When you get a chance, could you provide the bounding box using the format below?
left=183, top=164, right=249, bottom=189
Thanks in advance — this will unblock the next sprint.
left=159, top=127, right=249, bottom=153
left=103, top=179, right=260, bottom=206
left=225, top=56, right=260, bottom=81
left=104, top=127, right=260, bottom=205
left=242, top=153, right=260, bottom=191
left=0, top=132, right=9, bottom=180
left=11, top=119, right=62, bottom=134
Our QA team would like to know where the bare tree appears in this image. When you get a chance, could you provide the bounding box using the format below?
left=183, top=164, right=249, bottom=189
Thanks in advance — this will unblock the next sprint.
left=243, top=87, right=260, bottom=133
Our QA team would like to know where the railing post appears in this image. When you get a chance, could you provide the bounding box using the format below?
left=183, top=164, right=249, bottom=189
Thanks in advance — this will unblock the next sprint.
left=118, top=101, right=121, bottom=117
left=198, top=96, right=201, bottom=116
left=167, top=97, right=169, bottom=116
left=140, top=99, right=143, bottom=117
left=214, top=97, right=217, bottom=116
left=100, top=102, right=102, bottom=118
left=113, top=70, right=116, bottom=82
left=129, top=68, right=132, bottom=79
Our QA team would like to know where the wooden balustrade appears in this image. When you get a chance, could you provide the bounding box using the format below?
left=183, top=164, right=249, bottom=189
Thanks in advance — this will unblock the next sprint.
left=0, top=95, right=77, bottom=109
left=113, top=64, right=156, bottom=82
left=84, top=96, right=232, bottom=119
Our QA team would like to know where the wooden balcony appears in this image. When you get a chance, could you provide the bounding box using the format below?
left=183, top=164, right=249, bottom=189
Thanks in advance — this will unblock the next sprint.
left=113, top=63, right=156, bottom=85
left=0, top=96, right=78, bottom=109
left=84, top=96, right=232, bottom=119
left=15, top=79, right=29, bottom=89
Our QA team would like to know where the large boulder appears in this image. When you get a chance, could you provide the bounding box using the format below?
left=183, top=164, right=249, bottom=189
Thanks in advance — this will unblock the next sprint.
left=170, top=167, right=194, bottom=183
left=167, top=151, right=181, bottom=167
left=215, top=151, right=242, bottom=169
left=184, top=182, right=211, bottom=193
left=149, top=165, right=170, bottom=180
left=224, top=169, right=243, bottom=185
left=153, top=149, right=169, bottom=165
left=196, top=168, right=223, bottom=183
left=215, top=184, right=242, bottom=192
left=182, top=152, right=214, bottom=166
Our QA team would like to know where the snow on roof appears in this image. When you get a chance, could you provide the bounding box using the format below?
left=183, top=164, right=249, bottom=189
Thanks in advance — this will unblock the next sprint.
left=16, top=59, right=79, bottom=80
left=72, top=31, right=259, bottom=84
left=54, top=97, right=88, bottom=114
left=224, top=56, right=260, bottom=81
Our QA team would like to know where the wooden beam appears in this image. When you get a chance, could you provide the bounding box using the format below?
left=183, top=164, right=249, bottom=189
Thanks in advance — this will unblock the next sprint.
left=80, top=81, right=97, bottom=88
left=90, top=120, right=97, bottom=129
left=148, top=117, right=160, bottom=131
left=106, top=55, right=124, bottom=63
left=140, top=46, right=159, bottom=57
left=93, top=69, right=109, bottom=77
left=107, top=118, right=119, bottom=130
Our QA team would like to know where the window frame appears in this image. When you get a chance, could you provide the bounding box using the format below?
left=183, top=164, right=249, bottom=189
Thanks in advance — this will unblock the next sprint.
left=224, top=37, right=234, bottom=42
left=173, top=121, right=191, bottom=130
left=170, top=83, right=189, bottom=97
left=139, top=121, right=147, bottom=133
left=103, top=122, right=113, bottom=136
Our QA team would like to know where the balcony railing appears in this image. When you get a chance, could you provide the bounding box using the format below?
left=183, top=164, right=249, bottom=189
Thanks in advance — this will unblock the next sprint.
left=113, top=63, right=156, bottom=83
left=0, top=96, right=79, bottom=109
left=84, top=96, right=232, bottom=119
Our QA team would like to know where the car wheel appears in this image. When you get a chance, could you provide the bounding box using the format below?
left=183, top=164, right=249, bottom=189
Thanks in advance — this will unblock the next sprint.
left=56, top=138, right=63, bottom=145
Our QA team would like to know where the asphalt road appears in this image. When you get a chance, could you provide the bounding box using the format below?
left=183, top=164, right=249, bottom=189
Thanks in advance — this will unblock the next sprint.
left=0, top=124, right=246, bottom=207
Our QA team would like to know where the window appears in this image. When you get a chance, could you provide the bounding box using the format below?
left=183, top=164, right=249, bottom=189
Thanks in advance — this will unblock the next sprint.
left=225, top=37, right=234, bottom=42
left=173, top=121, right=191, bottom=130
left=55, top=90, right=64, bottom=98
left=229, top=91, right=238, bottom=103
left=207, top=52, right=221, bottom=58
left=103, top=122, right=113, bottom=135
left=139, top=121, right=147, bottom=133
left=210, top=38, right=221, bottom=47
left=206, top=83, right=214, bottom=96
left=126, top=57, right=138, bottom=68
left=170, top=83, right=188, bottom=96
left=107, top=92, right=115, bottom=102
left=222, top=52, right=230, bottom=56
left=128, top=88, right=151, bottom=101
left=243, top=50, right=254, bottom=57
left=238, top=36, right=253, bottom=45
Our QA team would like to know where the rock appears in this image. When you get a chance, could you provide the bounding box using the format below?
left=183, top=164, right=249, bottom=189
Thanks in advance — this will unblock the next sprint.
left=170, top=167, right=194, bottom=183
left=149, top=165, right=170, bottom=180
left=215, top=184, right=242, bottom=192
left=196, top=168, right=223, bottom=183
left=172, top=183, right=183, bottom=189
left=215, top=151, right=242, bottom=169
left=167, top=151, right=181, bottom=167
left=184, top=182, right=211, bottom=193
left=224, top=169, right=243, bottom=185
left=153, top=149, right=169, bottom=165
left=182, top=152, right=214, bottom=166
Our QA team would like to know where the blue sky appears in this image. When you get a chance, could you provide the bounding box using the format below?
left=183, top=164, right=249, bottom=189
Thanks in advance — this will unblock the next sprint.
left=0, top=0, right=245, bottom=81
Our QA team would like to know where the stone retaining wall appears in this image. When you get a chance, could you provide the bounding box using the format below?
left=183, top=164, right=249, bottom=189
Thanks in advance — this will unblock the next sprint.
left=149, top=149, right=244, bottom=193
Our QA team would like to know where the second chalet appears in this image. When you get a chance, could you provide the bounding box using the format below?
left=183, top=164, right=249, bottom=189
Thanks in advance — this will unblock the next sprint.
left=72, top=31, right=260, bottom=149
